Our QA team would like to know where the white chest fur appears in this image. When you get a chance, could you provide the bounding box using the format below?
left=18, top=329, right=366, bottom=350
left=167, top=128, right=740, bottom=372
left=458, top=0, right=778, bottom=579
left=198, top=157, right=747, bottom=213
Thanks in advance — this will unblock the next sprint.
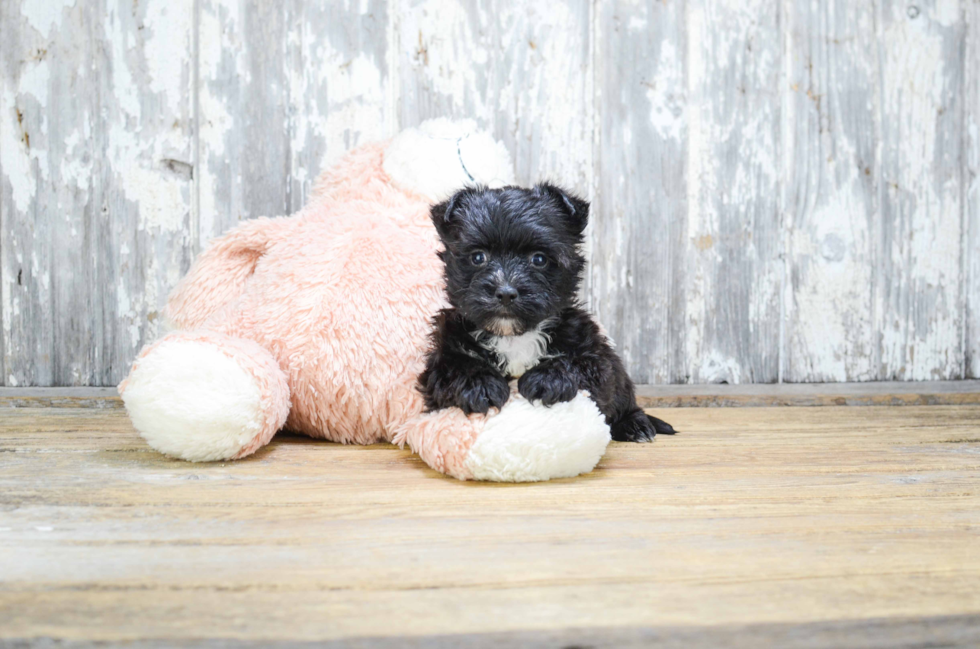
left=475, top=325, right=554, bottom=378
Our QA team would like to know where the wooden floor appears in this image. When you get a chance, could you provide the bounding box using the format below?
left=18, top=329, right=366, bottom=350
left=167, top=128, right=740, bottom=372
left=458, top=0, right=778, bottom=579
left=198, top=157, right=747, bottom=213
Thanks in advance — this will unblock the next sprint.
left=1, top=405, right=979, bottom=647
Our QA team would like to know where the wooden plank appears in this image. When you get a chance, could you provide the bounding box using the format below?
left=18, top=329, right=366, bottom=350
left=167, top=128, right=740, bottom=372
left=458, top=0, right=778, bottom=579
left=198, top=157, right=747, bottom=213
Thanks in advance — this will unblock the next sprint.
left=635, top=379, right=980, bottom=408
left=0, top=0, right=975, bottom=389
left=395, top=0, right=593, bottom=192
left=196, top=0, right=391, bottom=247
left=2, top=617, right=979, bottom=649
left=0, top=0, right=195, bottom=387
left=1, top=406, right=979, bottom=643
left=5, top=381, right=980, bottom=409
left=683, top=0, right=782, bottom=384
left=0, top=387, right=122, bottom=409
left=282, top=0, right=390, bottom=211
left=0, top=0, right=5, bottom=388
left=967, top=1, right=980, bottom=380
left=876, top=0, right=966, bottom=380
left=196, top=0, right=291, bottom=242
left=782, top=0, right=878, bottom=382
left=2, top=616, right=978, bottom=649
left=589, top=1, right=687, bottom=383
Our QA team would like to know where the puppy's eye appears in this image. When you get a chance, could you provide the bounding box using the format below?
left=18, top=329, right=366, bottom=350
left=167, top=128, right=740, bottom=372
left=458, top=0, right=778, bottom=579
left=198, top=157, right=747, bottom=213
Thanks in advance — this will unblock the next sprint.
left=530, top=252, right=548, bottom=268
left=470, top=250, right=488, bottom=266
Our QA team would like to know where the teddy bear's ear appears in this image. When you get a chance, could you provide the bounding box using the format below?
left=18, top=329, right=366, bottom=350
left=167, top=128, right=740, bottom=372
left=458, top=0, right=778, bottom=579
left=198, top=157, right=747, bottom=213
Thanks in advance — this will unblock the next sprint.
left=430, top=186, right=478, bottom=242
left=535, top=183, right=589, bottom=236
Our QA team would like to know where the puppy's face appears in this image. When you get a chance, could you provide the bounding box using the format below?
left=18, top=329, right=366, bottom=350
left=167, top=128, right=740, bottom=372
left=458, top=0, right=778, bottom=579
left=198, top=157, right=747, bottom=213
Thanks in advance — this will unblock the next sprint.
left=431, top=184, right=588, bottom=336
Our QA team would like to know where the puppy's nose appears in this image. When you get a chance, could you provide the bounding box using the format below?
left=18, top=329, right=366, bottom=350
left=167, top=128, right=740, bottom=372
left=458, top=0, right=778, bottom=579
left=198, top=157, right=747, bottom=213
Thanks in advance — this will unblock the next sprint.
left=495, top=285, right=519, bottom=306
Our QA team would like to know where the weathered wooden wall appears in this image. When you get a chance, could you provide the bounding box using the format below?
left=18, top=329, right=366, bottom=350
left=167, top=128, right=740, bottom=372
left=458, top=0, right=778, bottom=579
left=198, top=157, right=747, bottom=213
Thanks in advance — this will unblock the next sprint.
left=1, top=0, right=977, bottom=386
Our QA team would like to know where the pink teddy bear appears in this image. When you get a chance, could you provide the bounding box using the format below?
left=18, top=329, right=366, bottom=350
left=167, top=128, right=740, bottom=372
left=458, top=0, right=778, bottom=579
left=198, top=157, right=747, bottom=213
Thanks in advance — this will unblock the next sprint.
left=119, top=119, right=610, bottom=482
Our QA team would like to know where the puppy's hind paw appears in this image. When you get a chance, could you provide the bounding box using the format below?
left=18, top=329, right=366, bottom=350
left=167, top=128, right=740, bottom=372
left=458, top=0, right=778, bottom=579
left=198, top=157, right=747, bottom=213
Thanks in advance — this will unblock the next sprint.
left=611, top=410, right=676, bottom=443
left=649, top=414, right=677, bottom=436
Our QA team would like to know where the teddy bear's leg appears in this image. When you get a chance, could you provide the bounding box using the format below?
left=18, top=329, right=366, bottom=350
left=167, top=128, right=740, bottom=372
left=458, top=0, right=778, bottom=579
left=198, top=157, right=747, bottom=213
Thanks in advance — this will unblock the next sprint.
left=393, top=388, right=611, bottom=482
left=165, top=216, right=293, bottom=330
left=119, top=331, right=290, bottom=462
left=391, top=407, right=483, bottom=480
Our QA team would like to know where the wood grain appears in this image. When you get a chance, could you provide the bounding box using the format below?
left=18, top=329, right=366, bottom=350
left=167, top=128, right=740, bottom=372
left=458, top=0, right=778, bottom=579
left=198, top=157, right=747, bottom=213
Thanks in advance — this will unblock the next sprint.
left=634, top=378, right=980, bottom=407
left=4, top=617, right=979, bottom=649
left=283, top=0, right=390, bottom=212
left=0, top=0, right=195, bottom=386
left=1, top=406, right=979, bottom=644
left=783, top=0, right=878, bottom=382
left=196, top=0, right=390, bottom=248
left=0, top=387, right=123, bottom=409
left=590, top=0, right=687, bottom=383
left=967, top=0, right=980, bottom=380
left=876, top=0, right=966, bottom=380
left=684, top=0, right=782, bottom=384
left=395, top=0, right=594, bottom=193
left=4, top=381, right=980, bottom=409
left=197, top=0, right=291, bottom=237
left=2, top=1, right=978, bottom=387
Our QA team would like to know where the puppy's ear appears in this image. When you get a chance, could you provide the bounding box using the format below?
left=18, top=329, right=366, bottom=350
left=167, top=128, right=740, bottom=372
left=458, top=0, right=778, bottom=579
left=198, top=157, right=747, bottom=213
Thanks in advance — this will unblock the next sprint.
left=536, top=183, right=589, bottom=235
left=430, top=187, right=476, bottom=242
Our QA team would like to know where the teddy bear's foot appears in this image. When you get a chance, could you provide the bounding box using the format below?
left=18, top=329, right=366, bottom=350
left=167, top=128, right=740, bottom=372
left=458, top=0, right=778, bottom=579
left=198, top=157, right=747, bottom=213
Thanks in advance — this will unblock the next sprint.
left=395, top=390, right=610, bottom=482
left=119, top=331, right=290, bottom=462
left=464, top=392, right=611, bottom=482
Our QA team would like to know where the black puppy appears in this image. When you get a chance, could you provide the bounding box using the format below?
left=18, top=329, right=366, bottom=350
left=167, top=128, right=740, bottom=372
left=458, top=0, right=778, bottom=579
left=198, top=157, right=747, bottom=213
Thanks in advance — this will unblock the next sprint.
left=418, top=183, right=675, bottom=442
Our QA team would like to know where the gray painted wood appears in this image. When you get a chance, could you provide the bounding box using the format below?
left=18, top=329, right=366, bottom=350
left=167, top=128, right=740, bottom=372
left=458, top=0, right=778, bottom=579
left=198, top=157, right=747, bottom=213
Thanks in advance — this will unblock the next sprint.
left=1, top=0, right=977, bottom=386
left=1, top=0, right=195, bottom=387
left=876, top=0, right=966, bottom=381
left=967, top=0, right=979, bottom=380
left=395, top=0, right=594, bottom=193
left=196, top=0, right=390, bottom=246
left=283, top=0, right=390, bottom=212
left=681, top=0, right=783, bottom=384
left=590, top=0, right=687, bottom=383
left=197, top=0, right=290, bottom=243
left=782, top=0, right=879, bottom=382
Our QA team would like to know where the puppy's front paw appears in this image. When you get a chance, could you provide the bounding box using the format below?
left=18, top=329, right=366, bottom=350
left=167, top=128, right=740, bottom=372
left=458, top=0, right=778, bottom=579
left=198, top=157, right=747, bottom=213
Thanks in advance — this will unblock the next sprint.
left=423, top=364, right=510, bottom=415
left=457, top=372, right=510, bottom=415
left=518, top=363, right=578, bottom=406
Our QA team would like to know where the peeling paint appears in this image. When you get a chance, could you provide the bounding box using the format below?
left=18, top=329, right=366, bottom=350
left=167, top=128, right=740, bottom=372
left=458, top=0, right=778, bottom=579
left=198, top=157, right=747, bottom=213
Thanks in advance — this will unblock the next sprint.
left=20, top=0, right=76, bottom=38
left=682, top=0, right=782, bottom=383
left=398, top=0, right=592, bottom=191
left=2, top=0, right=194, bottom=386
left=645, top=39, right=684, bottom=140
left=967, top=3, right=980, bottom=379
left=1, top=0, right=974, bottom=386
left=877, top=0, right=964, bottom=380
left=123, top=166, right=188, bottom=232
left=782, top=0, right=879, bottom=383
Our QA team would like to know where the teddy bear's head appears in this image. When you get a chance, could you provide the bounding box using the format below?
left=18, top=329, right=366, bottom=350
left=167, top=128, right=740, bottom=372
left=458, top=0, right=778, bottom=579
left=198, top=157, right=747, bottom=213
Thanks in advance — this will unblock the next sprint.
left=382, top=118, right=516, bottom=203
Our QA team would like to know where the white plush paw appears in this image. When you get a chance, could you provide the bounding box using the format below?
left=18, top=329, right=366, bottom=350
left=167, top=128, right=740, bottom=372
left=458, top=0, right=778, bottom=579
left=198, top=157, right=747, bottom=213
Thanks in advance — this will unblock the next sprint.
left=121, top=340, right=265, bottom=462
left=464, top=392, right=611, bottom=482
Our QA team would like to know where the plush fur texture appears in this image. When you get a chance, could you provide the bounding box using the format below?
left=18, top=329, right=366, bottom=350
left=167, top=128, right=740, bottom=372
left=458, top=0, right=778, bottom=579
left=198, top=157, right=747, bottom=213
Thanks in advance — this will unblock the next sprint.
left=464, top=386, right=610, bottom=482
left=119, top=121, right=611, bottom=482
left=419, top=184, right=676, bottom=442
left=382, top=118, right=515, bottom=203
left=120, top=333, right=289, bottom=462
